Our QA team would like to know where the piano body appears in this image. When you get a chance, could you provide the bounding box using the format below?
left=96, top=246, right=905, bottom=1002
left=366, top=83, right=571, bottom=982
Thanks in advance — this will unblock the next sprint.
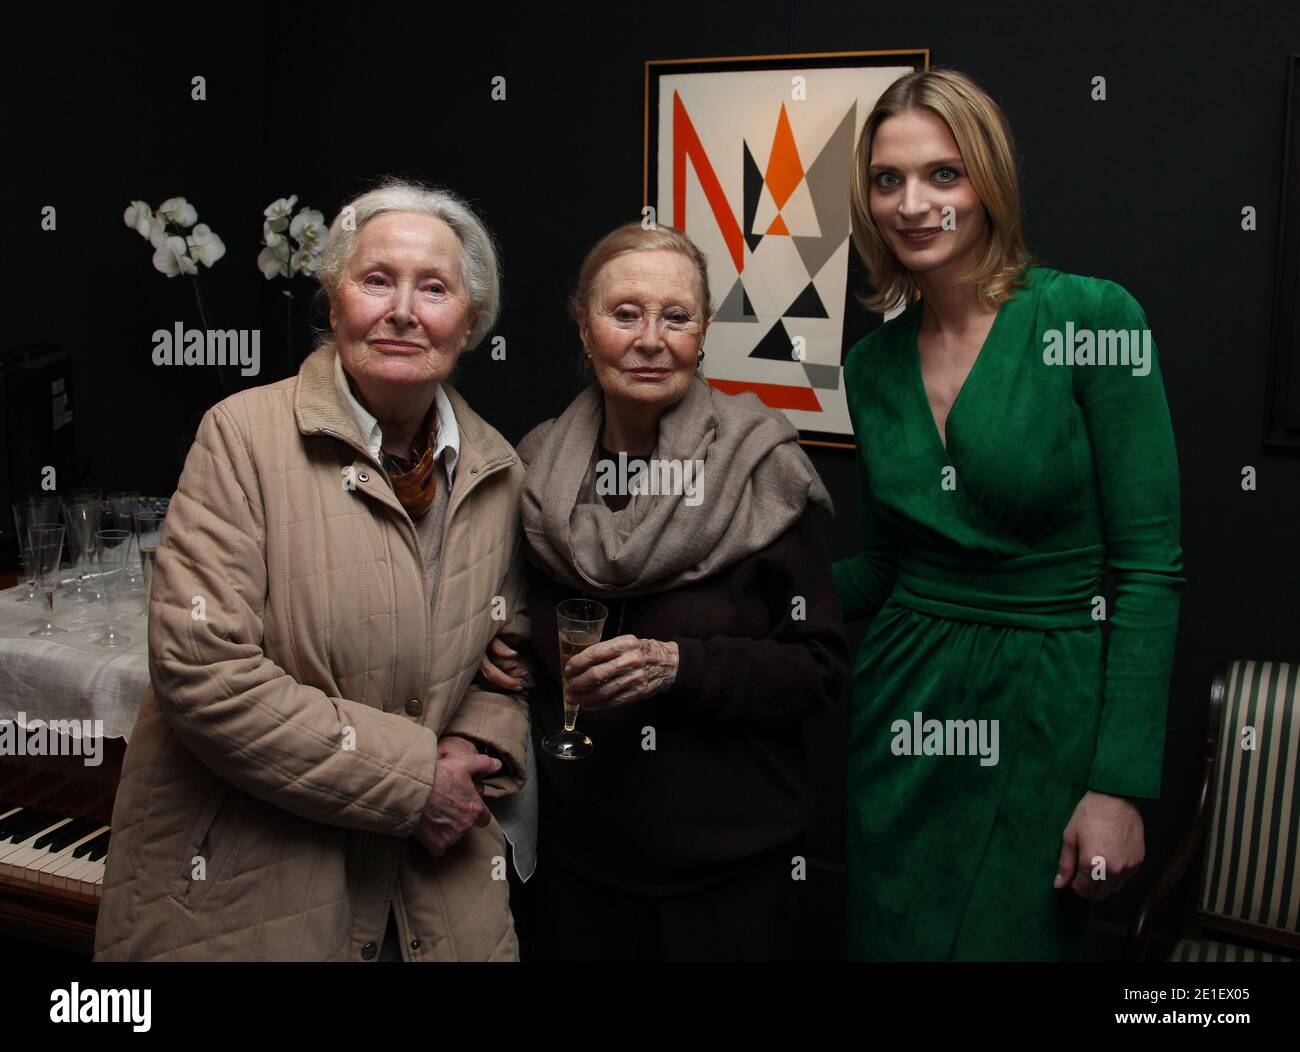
left=0, top=738, right=126, bottom=954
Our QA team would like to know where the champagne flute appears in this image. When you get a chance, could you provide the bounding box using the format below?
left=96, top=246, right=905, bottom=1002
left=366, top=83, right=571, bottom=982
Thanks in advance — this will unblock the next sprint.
left=133, top=508, right=166, bottom=610
left=542, top=599, right=609, bottom=760
left=61, top=500, right=101, bottom=603
left=27, top=524, right=68, bottom=637
left=10, top=496, right=59, bottom=602
left=93, top=529, right=133, bottom=647
left=108, top=492, right=142, bottom=588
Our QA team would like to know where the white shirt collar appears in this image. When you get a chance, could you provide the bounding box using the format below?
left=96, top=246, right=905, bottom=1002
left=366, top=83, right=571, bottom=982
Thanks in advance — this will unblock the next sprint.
left=334, top=350, right=459, bottom=483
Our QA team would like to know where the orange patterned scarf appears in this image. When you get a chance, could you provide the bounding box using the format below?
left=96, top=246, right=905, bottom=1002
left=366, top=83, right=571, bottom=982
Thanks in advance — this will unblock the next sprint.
left=382, top=403, right=439, bottom=520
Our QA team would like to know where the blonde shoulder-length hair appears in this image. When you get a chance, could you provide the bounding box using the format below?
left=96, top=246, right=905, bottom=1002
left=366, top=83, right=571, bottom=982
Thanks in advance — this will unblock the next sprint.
left=849, top=67, right=1034, bottom=313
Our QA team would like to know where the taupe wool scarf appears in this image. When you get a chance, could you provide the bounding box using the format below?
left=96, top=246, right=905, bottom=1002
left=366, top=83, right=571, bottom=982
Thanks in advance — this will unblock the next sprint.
left=519, top=375, right=833, bottom=598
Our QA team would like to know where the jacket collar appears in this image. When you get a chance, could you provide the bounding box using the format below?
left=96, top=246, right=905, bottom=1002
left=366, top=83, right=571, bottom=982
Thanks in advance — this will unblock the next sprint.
left=295, top=342, right=517, bottom=483
left=331, top=350, right=461, bottom=482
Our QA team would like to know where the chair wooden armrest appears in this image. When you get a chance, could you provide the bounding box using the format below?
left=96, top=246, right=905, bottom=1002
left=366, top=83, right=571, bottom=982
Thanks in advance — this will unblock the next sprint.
left=1125, top=673, right=1226, bottom=961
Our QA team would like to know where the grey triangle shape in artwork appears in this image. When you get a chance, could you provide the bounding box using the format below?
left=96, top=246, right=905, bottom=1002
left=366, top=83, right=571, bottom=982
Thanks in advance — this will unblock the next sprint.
left=792, top=101, right=858, bottom=279
left=801, top=362, right=842, bottom=391
left=716, top=276, right=758, bottom=323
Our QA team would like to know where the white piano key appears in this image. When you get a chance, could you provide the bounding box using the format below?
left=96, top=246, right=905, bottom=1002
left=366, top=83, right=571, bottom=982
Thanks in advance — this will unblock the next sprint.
left=0, top=816, right=70, bottom=868
left=34, top=825, right=110, bottom=886
left=0, top=818, right=73, bottom=875
left=61, top=855, right=106, bottom=896
left=77, top=860, right=107, bottom=898
left=49, top=844, right=102, bottom=890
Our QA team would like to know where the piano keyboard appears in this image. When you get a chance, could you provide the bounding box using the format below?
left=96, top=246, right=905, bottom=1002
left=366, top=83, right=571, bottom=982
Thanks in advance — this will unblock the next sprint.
left=0, top=803, right=109, bottom=899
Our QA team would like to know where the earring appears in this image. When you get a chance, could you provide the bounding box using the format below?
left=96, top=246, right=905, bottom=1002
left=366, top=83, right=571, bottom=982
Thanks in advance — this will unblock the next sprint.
left=696, top=348, right=705, bottom=368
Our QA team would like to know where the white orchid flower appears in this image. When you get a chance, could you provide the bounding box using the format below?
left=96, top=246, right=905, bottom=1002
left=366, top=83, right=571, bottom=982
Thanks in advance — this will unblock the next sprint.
left=158, top=197, right=198, bottom=227
left=153, top=235, right=198, bottom=277
left=292, top=247, right=319, bottom=275
left=187, top=223, right=226, bottom=267
left=148, top=217, right=170, bottom=248
left=257, top=240, right=291, bottom=279
left=290, top=208, right=326, bottom=246
left=263, top=218, right=286, bottom=247
left=124, top=201, right=154, bottom=239
left=264, top=196, right=298, bottom=222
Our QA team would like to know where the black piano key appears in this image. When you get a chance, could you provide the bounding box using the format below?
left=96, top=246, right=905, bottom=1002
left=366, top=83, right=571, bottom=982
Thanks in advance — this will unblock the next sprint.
left=38, top=817, right=95, bottom=852
left=51, top=818, right=100, bottom=852
left=31, top=818, right=73, bottom=851
left=73, top=829, right=110, bottom=859
left=24, top=817, right=71, bottom=851
left=85, top=827, right=111, bottom=863
left=9, top=813, right=65, bottom=846
left=80, top=830, right=111, bottom=862
left=2, top=810, right=60, bottom=843
left=0, top=807, right=40, bottom=838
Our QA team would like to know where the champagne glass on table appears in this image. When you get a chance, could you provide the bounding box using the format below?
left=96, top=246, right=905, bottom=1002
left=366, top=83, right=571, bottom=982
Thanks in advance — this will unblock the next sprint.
left=27, top=524, right=67, bottom=637
left=61, top=500, right=101, bottom=603
left=10, top=496, right=59, bottom=602
left=542, top=599, right=609, bottom=760
left=11, top=502, right=37, bottom=602
left=108, top=492, right=142, bottom=588
left=93, top=529, right=133, bottom=647
left=133, top=508, right=166, bottom=609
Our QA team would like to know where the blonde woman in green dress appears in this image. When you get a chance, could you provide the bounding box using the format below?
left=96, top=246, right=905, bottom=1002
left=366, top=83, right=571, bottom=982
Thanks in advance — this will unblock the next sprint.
left=835, top=68, right=1184, bottom=960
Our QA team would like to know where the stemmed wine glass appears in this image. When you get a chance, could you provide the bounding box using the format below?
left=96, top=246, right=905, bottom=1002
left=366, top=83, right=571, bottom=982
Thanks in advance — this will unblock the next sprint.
left=108, top=492, right=142, bottom=588
left=61, top=500, right=101, bottom=603
left=27, top=524, right=68, bottom=637
left=11, top=496, right=60, bottom=602
left=93, top=529, right=133, bottom=647
left=542, top=599, right=609, bottom=760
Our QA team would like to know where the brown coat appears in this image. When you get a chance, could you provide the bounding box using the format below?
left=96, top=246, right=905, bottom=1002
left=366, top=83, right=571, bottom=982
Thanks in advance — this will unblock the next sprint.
left=92, top=345, right=530, bottom=961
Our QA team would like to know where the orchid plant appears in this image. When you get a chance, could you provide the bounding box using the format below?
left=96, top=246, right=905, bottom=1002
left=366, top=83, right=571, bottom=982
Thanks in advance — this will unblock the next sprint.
left=259, top=196, right=326, bottom=374
left=124, top=196, right=229, bottom=391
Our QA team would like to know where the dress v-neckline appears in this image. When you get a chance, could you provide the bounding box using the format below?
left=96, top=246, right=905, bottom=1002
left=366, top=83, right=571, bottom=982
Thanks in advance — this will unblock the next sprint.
left=908, top=295, right=1010, bottom=457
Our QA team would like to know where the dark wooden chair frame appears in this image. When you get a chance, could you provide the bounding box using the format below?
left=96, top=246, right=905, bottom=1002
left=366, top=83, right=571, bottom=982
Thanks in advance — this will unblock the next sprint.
left=1127, top=668, right=1300, bottom=960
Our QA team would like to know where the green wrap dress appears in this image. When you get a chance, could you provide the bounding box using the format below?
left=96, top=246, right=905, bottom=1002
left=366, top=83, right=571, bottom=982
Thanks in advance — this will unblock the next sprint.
left=833, top=266, right=1184, bottom=960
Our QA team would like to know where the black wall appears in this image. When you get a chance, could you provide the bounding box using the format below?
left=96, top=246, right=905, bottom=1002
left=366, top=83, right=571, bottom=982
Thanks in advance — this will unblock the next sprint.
left=5, top=0, right=1299, bottom=957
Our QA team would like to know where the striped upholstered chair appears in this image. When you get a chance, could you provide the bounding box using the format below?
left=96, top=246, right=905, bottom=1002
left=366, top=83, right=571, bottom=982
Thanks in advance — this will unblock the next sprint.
left=1129, top=661, right=1299, bottom=962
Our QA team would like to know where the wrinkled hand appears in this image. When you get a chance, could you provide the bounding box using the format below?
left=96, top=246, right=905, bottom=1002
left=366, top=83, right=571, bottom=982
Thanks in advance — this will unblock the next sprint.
left=1055, top=790, right=1145, bottom=900
left=414, top=739, right=500, bottom=858
left=478, top=636, right=529, bottom=692
left=564, top=635, right=679, bottom=710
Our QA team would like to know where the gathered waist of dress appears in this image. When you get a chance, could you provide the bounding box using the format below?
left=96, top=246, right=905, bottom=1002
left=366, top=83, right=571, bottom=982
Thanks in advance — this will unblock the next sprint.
left=890, top=544, right=1105, bottom=630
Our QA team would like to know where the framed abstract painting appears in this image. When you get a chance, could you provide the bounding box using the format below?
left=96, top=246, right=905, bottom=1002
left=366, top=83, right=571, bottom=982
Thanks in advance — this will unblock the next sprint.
left=645, top=49, right=928, bottom=447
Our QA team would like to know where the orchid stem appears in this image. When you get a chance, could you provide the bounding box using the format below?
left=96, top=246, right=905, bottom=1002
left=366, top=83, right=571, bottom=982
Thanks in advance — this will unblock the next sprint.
left=190, top=275, right=228, bottom=396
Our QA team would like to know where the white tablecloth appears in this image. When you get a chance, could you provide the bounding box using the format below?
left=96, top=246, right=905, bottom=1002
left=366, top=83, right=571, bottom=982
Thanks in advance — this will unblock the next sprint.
left=0, top=581, right=537, bottom=880
left=0, top=582, right=149, bottom=740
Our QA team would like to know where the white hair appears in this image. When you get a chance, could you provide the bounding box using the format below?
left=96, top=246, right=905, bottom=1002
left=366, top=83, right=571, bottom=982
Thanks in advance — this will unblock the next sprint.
left=316, top=178, right=502, bottom=349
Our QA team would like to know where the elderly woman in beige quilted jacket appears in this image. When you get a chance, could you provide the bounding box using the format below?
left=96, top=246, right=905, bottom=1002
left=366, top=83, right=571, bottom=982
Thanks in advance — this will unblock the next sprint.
left=93, top=179, right=532, bottom=962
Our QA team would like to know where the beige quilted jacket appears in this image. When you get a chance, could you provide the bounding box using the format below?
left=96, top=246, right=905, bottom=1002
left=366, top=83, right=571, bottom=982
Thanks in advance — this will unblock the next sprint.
left=92, top=344, right=530, bottom=961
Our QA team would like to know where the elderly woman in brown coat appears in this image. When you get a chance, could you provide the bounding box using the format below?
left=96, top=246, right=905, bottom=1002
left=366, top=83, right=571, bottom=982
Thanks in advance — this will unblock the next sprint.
left=93, top=179, right=531, bottom=961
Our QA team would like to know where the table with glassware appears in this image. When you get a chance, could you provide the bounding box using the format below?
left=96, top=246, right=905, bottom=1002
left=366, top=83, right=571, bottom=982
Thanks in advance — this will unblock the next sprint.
left=1, top=492, right=169, bottom=739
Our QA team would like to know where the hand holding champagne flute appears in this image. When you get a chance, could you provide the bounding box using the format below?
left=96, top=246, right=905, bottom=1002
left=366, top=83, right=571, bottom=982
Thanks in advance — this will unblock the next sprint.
left=542, top=598, right=608, bottom=760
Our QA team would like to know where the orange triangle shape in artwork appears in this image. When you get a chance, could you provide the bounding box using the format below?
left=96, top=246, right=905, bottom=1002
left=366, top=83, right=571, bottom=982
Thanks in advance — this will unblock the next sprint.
left=766, top=213, right=790, bottom=235
left=764, top=105, right=804, bottom=210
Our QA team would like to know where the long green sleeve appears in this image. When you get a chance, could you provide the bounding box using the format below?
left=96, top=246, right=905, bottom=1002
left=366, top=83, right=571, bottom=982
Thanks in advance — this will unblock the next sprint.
left=1076, top=281, right=1185, bottom=798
